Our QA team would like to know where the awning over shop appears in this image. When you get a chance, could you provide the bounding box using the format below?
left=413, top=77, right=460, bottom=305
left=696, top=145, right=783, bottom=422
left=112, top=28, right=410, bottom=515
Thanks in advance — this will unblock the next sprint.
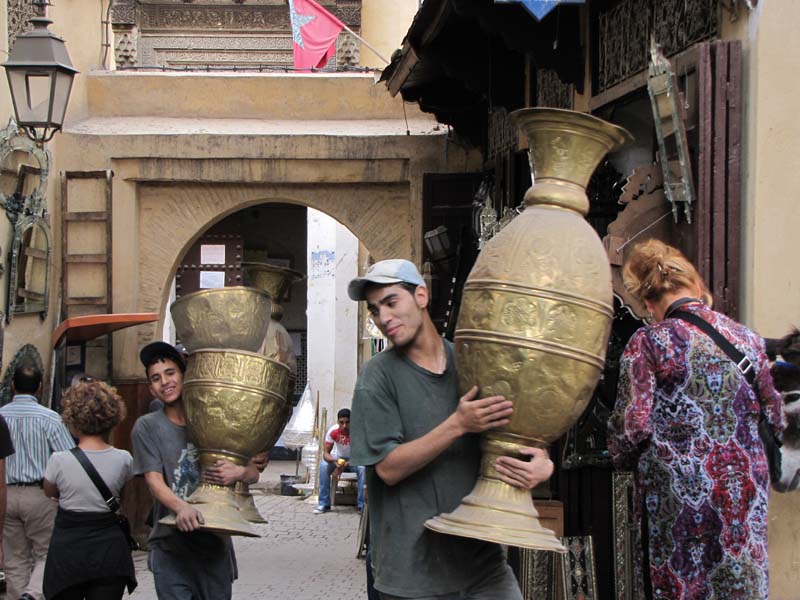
left=52, top=313, right=159, bottom=348
left=381, top=0, right=583, bottom=143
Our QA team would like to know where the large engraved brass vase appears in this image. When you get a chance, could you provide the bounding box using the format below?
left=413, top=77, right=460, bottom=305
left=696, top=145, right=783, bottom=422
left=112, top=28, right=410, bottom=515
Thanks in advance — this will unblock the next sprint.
left=425, top=109, right=632, bottom=551
left=179, top=349, right=290, bottom=537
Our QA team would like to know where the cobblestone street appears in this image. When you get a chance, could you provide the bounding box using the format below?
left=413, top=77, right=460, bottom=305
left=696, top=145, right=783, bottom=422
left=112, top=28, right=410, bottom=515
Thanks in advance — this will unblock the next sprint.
left=130, top=489, right=367, bottom=600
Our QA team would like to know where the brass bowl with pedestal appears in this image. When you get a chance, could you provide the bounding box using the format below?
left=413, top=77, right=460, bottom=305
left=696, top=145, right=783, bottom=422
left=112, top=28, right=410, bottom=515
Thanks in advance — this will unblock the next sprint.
left=425, top=108, right=632, bottom=552
left=239, top=262, right=306, bottom=522
left=160, top=348, right=291, bottom=537
left=170, top=287, right=272, bottom=353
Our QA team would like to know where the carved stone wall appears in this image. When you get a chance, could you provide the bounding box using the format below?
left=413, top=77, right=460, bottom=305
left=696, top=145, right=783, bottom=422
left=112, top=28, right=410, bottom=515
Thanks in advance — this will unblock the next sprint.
left=112, top=0, right=362, bottom=70
left=7, top=0, right=42, bottom=48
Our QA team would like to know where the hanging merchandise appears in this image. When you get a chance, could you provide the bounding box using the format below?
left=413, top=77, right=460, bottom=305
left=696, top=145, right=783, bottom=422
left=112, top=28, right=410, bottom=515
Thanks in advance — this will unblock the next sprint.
left=282, top=383, right=315, bottom=450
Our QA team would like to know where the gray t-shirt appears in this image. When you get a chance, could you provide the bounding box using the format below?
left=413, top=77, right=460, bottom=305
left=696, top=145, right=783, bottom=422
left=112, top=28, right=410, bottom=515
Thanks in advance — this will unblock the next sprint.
left=45, top=448, right=132, bottom=512
left=131, top=407, right=229, bottom=558
left=350, top=341, right=505, bottom=598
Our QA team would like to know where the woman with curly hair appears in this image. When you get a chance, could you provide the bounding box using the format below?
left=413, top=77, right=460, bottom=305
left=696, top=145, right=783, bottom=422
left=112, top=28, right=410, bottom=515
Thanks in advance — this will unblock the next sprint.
left=42, top=379, right=137, bottom=599
left=608, top=239, right=785, bottom=599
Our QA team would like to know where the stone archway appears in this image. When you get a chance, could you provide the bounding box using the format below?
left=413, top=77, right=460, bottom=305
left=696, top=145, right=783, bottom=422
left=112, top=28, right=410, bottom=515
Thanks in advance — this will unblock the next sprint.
left=137, top=181, right=412, bottom=322
left=110, top=177, right=414, bottom=379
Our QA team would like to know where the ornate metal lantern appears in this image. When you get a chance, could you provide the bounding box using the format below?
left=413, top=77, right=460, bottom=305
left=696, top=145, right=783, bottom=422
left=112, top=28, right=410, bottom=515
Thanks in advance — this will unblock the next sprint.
left=2, top=17, right=78, bottom=144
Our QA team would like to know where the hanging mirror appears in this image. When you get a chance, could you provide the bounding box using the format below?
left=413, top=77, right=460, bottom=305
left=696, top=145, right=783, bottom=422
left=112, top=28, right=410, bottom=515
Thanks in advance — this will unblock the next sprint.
left=7, top=215, right=51, bottom=321
left=647, top=39, right=695, bottom=223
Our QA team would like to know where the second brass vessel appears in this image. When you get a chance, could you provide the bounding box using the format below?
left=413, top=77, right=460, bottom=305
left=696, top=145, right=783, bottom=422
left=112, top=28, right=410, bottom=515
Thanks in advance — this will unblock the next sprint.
left=238, top=262, right=306, bottom=522
left=170, top=286, right=272, bottom=353
left=425, top=108, right=632, bottom=551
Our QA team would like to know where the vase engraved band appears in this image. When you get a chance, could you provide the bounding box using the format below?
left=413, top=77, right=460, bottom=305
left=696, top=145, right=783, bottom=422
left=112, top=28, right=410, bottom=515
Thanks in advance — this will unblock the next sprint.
left=425, top=108, right=632, bottom=551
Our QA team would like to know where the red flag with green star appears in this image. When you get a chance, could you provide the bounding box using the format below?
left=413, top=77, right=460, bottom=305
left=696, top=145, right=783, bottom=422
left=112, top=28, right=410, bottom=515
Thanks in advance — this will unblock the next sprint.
left=288, top=0, right=345, bottom=70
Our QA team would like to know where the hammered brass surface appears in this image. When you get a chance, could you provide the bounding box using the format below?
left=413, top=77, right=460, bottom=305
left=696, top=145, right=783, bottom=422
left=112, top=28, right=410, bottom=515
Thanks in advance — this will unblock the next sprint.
left=428, top=109, right=631, bottom=550
left=455, top=209, right=613, bottom=447
left=170, top=286, right=272, bottom=352
left=183, top=349, right=291, bottom=463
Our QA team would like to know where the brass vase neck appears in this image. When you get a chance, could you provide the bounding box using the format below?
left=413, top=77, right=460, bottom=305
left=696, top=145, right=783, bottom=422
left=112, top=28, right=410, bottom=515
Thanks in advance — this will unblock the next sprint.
left=523, top=180, right=589, bottom=214
left=509, top=108, right=633, bottom=216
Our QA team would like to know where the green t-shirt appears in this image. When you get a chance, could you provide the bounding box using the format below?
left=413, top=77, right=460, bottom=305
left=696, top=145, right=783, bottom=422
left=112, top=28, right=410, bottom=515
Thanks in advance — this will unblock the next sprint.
left=350, top=340, right=505, bottom=598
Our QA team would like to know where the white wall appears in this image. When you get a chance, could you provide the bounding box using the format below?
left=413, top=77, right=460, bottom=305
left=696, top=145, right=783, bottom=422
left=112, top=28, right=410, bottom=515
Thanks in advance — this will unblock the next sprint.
left=306, top=208, right=358, bottom=426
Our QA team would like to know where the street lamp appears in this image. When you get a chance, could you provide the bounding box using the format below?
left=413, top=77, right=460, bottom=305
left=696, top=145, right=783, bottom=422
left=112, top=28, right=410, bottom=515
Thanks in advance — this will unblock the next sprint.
left=2, top=16, right=78, bottom=144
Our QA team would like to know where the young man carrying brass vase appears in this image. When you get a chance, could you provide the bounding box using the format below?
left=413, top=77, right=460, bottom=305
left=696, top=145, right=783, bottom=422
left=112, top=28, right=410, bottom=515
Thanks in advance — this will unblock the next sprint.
left=132, top=342, right=262, bottom=600
left=348, top=260, right=554, bottom=600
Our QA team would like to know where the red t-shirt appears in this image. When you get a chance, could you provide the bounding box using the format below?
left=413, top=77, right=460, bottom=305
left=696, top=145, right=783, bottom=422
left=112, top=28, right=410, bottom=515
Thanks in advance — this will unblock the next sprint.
left=325, top=424, right=351, bottom=460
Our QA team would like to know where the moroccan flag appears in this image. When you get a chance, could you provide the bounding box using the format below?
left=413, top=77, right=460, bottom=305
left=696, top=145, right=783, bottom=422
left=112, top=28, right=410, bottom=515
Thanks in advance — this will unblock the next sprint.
left=288, top=0, right=345, bottom=70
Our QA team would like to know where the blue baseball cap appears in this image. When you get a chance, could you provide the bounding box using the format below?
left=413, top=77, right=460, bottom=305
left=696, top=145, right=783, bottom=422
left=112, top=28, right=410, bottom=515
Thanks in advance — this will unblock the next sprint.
left=347, top=259, right=426, bottom=301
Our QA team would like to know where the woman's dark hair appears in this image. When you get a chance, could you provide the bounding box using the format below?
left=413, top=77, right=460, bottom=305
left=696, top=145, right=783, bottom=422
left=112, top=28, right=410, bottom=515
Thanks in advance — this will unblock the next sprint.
left=12, top=360, right=42, bottom=394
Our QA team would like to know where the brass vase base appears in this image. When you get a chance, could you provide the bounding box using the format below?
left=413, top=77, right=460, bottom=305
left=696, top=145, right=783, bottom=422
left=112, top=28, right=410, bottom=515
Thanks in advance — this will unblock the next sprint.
left=424, top=478, right=566, bottom=553
left=236, top=490, right=268, bottom=524
left=159, top=484, right=261, bottom=537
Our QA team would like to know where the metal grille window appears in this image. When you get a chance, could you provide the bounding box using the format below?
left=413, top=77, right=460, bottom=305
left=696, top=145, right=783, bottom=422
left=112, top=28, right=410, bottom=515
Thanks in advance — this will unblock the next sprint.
left=291, top=330, right=308, bottom=397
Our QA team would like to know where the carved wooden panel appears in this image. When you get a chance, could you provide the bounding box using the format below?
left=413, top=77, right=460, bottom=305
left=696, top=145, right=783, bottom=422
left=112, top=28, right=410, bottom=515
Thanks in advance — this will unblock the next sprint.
left=536, top=69, right=574, bottom=110
left=595, top=0, right=719, bottom=93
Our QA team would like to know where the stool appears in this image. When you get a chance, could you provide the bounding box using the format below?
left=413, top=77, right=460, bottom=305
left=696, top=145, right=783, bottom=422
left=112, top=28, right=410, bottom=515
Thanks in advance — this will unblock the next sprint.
left=331, top=471, right=358, bottom=507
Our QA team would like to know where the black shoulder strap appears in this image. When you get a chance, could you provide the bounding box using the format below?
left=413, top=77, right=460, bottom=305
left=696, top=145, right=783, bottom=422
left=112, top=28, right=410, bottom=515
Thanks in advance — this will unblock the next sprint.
left=672, top=310, right=756, bottom=387
left=70, top=447, right=120, bottom=512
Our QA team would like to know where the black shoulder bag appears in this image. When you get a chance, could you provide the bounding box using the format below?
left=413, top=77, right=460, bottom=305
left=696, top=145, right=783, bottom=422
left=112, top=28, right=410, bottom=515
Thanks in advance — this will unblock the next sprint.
left=671, top=310, right=783, bottom=484
left=70, top=447, right=140, bottom=551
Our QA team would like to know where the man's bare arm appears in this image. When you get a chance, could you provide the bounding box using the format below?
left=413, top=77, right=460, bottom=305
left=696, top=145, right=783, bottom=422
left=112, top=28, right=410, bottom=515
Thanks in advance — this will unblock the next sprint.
left=322, top=441, right=336, bottom=463
left=143, top=471, right=204, bottom=532
left=375, top=386, right=512, bottom=486
left=203, top=460, right=260, bottom=486
left=43, top=478, right=59, bottom=499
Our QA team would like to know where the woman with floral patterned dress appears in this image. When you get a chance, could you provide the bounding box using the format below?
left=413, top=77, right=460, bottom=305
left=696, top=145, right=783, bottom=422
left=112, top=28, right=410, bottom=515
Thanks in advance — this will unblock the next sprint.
left=608, top=239, right=784, bottom=600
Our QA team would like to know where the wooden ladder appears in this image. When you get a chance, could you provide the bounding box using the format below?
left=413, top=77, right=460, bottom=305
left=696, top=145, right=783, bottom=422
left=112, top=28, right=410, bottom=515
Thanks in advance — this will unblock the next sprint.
left=60, top=170, right=114, bottom=378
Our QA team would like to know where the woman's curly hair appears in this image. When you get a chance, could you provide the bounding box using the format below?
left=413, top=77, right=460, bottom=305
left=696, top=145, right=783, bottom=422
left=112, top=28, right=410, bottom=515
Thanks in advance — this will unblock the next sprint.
left=61, top=380, right=126, bottom=436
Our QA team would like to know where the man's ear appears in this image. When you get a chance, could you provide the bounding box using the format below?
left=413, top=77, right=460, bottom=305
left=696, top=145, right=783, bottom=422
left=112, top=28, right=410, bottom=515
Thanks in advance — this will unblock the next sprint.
left=415, top=285, right=430, bottom=310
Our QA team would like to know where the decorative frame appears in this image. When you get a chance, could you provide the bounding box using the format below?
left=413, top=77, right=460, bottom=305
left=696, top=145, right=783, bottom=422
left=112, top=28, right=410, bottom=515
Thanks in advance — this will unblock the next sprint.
left=0, top=119, right=50, bottom=225
left=612, top=471, right=645, bottom=600
left=6, top=214, right=52, bottom=322
left=647, top=41, right=695, bottom=223
left=517, top=547, right=557, bottom=600
left=0, top=343, right=44, bottom=406
left=560, top=536, right=599, bottom=600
